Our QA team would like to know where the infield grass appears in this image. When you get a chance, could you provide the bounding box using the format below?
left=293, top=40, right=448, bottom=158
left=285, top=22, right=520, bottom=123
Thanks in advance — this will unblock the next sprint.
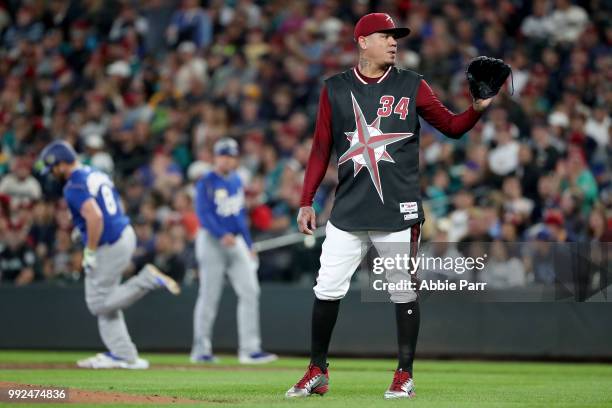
left=0, top=350, right=611, bottom=407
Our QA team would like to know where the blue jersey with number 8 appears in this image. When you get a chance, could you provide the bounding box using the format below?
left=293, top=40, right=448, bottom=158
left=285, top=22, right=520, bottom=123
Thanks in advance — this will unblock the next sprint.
left=64, top=166, right=129, bottom=246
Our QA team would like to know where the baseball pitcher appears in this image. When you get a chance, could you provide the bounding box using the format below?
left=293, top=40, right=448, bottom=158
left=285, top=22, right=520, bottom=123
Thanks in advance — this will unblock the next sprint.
left=286, top=13, right=500, bottom=399
left=191, top=138, right=277, bottom=364
left=38, top=140, right=181, bottom=369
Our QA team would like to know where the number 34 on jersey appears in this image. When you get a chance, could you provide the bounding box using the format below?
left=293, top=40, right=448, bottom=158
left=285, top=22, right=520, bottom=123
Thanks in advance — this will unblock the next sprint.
left=377, top=96, right=411, bottom=120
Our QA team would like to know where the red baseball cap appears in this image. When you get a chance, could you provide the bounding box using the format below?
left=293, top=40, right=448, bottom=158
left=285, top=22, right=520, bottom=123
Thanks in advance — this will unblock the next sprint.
left=544, top=210, right=564, bottom=228
left=354, top=13, right=411, bottom=42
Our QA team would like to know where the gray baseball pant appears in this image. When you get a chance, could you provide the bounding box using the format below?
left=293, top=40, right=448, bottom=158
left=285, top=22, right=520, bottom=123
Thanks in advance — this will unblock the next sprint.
left=84, top=226, right=159, bottom=362
left=191, top=229, right=261, bottom=357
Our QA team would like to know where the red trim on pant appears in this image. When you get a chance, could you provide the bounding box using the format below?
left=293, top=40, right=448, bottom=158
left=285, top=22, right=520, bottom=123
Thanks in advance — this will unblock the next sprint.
left=409, top=223, right=422, bottom=285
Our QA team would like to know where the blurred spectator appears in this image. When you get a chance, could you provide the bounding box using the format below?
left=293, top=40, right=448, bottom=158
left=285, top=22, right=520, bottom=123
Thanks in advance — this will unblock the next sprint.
left=82, top=134, right=114, bottom=175
left=488, top=129, right=520, bottom=177
left=0, top=132, right=10, bottom=176
left=516, top=143, right=540, bottom=201
left=561, top=151, right=598, bottom=216
left=219, top=0, right=262, bottom=29
left=459, top=161, right=487, bottom=200
left=482, top=241, right=527, bottom=288
left=0, top=226, right=37, bottom=286
left=527, top=231, right=556, bottom=284
left=172, top=189, right=199, bottom=241
left=2, top=5, right=44, bottom=49
left=49, top=230, right=74, bottom=280
left=482, top=107, right=519, bottom=143
left=549, top=0, right=589, bottom=45
left=559, top=190, right=586, bottom=241
left=426, top=168, right=450, bottom=218
left=187, top=143, right=213, bottom=182
left=587, top=205, right=612, bottom=242
left=166, top=0, right=212, bottom=49
left=544, top=210, right=570, bottom=242
left=164, top=127, right=192, bottom=172
left=151, top=228, right=186, bottom=283
left=137, top=151, right=183, bottom=202
left=139, top=198, right=161, bottom=232
left=246, top=173, right=274, bottom=237
left=448, top=190, right=475, bottom=242
left=141, top=0, right=175, bottom=54
left=29, top=201, right=56, bottom=261
left=132, top=216, right=156, bottom=273
left=123, top=176, right=146, bottom=216
left=109, top=3, right=149, bottom=51
left=531, top=124, right=561, bottom=172
left=502, top=176, right=534, bottom=232
left=175, top=41, right=208, bottom=95
left=0, top=154, right=41, bottom=206
left=584, top=104, right=610, bottom=148
left=520, top=0, right=554, bottom=43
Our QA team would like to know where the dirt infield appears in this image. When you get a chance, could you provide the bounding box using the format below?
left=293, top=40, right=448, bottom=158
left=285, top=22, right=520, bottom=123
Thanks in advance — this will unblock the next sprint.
left=0, top=381, right=200, bottom=404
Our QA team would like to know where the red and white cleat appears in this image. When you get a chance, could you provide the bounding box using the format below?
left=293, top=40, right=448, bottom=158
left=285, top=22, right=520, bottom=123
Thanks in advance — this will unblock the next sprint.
left=285, top=364, right=329, bottom=398
left=384, top=369, right=415, bottom=399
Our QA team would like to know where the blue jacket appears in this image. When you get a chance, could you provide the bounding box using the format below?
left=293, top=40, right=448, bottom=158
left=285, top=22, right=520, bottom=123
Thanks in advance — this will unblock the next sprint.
left=195, top=170, right=252, bottom=248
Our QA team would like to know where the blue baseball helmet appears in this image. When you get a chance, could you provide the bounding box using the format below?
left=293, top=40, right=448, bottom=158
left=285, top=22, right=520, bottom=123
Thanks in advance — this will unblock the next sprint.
left=213, top=137, right=239, bottom=157
left=38, top=140, right=77, bottom=175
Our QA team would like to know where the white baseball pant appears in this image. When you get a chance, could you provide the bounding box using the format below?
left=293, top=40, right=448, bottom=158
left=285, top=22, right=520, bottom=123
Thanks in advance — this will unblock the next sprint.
left=314, top=221, right=422, bottom=303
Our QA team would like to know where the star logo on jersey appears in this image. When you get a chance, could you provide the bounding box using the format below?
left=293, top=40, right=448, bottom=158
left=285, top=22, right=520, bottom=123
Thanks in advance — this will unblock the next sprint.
left=338, top=92, right=414, bottom=203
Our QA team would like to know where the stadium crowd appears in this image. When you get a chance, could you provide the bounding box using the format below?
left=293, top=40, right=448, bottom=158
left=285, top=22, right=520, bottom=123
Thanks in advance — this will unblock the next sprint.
left=0, top=0, right=609, bottom=289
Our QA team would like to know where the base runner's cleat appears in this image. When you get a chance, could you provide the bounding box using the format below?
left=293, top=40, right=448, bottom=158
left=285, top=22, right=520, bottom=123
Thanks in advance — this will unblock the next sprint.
left=239, top=351, right=278, bottom=364
left=190, top=354, right=219, bottom=363
left=146, top=264, right=181, bottom=295
left=384, top=369, right=415, bottom=399
left=285, top=364, right=329, bottom=398
left=76, top=352, right=149, bottom=369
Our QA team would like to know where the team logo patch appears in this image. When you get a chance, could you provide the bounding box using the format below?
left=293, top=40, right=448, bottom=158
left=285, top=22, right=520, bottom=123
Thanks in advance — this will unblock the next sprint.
left=399, top=202, right=418, bottom=214
left=338, top=92, right=414, bottom=203
left=215, top=189, right=228, bottom=200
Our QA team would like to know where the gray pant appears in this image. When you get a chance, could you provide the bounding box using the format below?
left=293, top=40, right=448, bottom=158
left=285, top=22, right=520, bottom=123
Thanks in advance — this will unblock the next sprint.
left=191, top=229, right=261, bottom=357
left=85, top=226, right=158, bottom=361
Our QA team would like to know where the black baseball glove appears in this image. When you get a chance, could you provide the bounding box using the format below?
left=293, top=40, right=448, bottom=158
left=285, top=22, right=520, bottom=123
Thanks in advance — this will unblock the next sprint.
left=466, top=56, right=512, bottom=100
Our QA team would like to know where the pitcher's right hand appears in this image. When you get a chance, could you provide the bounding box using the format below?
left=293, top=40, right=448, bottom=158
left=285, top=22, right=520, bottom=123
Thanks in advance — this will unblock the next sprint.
left=297, top=206, right=316, bottom=235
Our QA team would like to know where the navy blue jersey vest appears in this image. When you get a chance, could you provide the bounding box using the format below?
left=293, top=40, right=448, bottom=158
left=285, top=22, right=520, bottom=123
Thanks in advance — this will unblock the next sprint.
left=325, top=67, right=423, bottom=231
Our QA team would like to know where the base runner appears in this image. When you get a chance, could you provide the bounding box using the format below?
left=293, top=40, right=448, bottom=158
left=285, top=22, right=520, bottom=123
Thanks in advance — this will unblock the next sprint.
left=38, top=140, right=180, bottom=369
